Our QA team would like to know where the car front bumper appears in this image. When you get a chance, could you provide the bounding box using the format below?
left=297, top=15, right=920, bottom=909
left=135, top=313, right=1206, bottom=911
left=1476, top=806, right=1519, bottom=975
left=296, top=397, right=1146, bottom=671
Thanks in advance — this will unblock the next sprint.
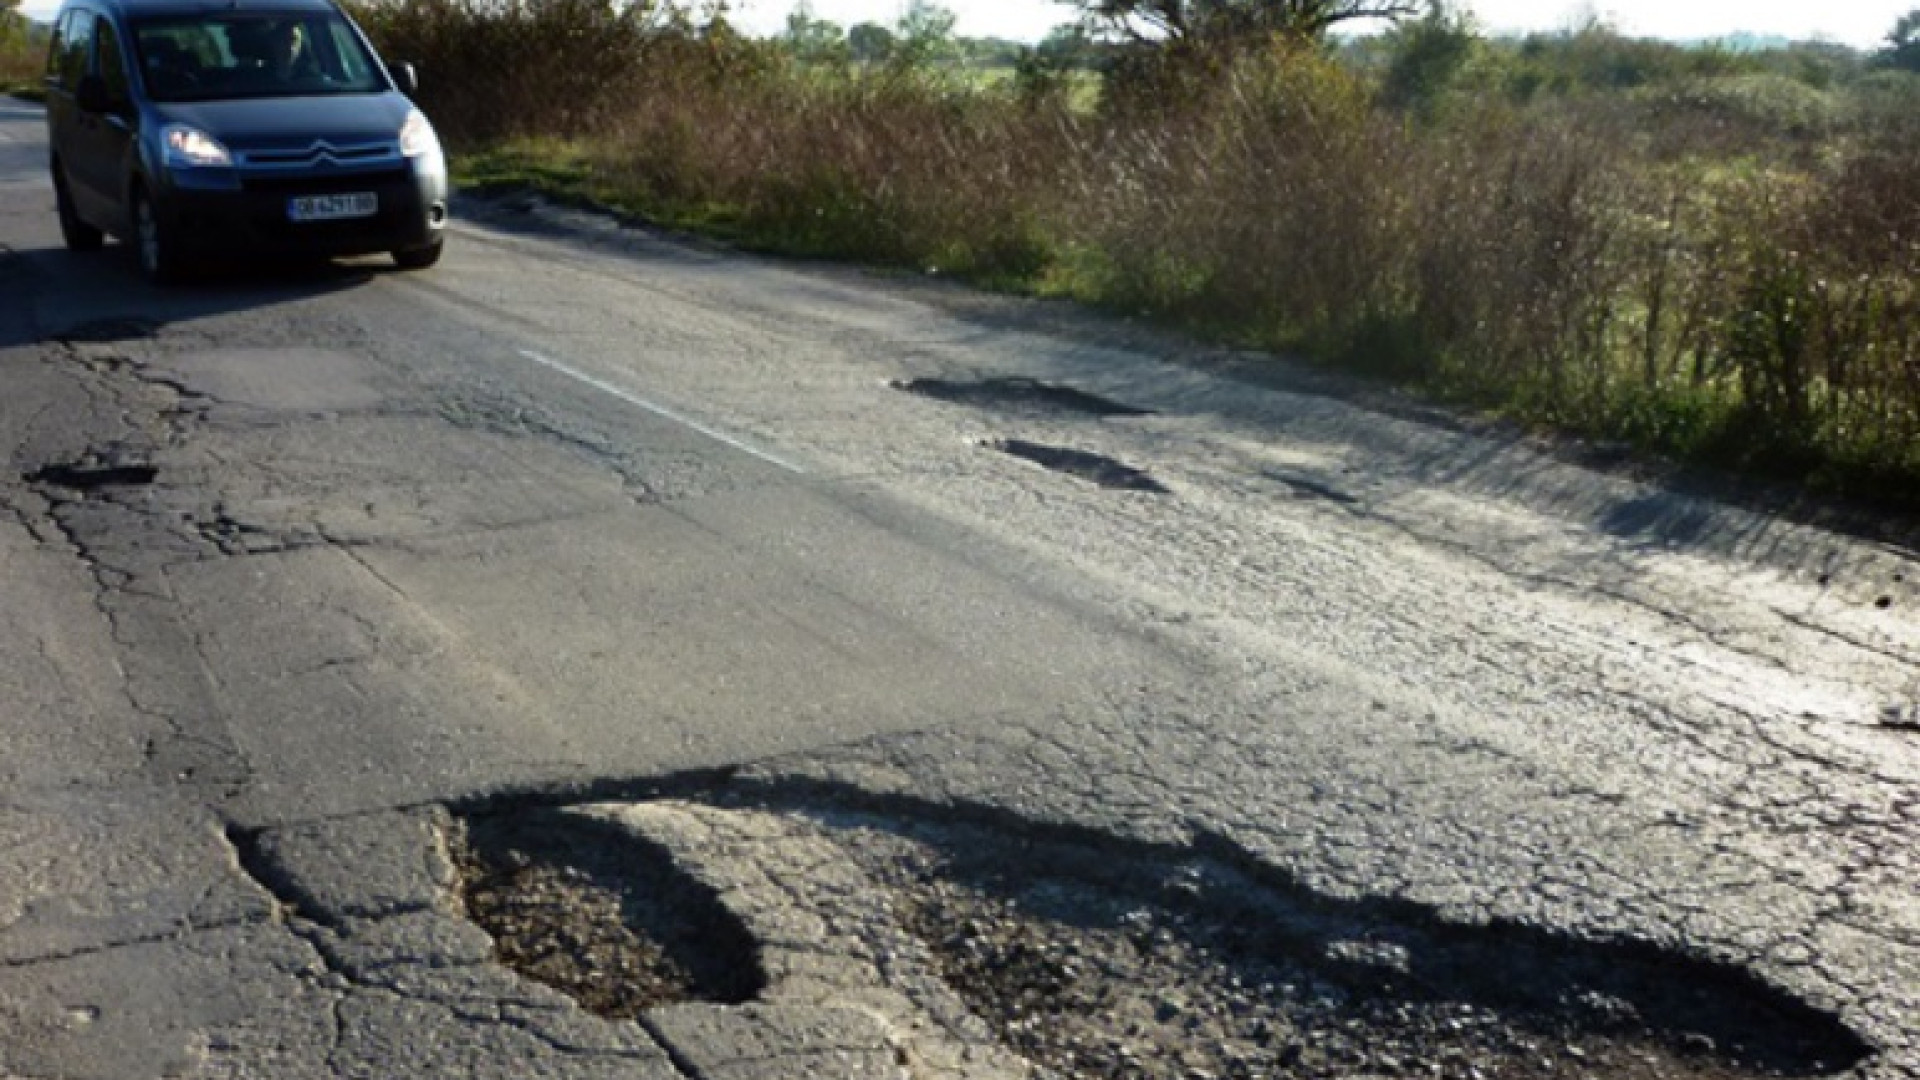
left=158, top=160, right=447, bottom=258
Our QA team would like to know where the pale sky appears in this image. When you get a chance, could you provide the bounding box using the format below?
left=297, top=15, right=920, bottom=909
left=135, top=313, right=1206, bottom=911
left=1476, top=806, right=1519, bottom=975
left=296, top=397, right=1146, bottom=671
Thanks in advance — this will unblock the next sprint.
left=16, top=0, right=1911, bottom=50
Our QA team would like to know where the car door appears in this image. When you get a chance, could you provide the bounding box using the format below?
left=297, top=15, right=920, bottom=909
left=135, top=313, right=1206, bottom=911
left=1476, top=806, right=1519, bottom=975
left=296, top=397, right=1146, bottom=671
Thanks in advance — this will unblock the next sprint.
left=67, top=13, right=139, bottom=230
left=46, top=8, right=96, bottom=213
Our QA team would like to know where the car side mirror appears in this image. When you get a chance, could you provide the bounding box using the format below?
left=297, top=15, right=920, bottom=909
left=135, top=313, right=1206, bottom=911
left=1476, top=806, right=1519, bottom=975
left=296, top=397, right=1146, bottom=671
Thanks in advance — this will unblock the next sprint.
left=75, top=74, right=112, bottom=114
left=393, top=62, right=418, bottom=97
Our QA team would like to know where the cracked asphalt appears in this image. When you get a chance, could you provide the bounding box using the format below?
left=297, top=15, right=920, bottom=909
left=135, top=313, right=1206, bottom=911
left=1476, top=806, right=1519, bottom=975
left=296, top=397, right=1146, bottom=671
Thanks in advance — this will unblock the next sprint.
left=2, top=98, right=1917, bottom=1078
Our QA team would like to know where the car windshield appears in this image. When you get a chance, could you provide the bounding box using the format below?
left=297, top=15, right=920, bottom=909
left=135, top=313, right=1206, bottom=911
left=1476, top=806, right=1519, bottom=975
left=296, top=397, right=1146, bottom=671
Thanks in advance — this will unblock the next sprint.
left=132, top=11, right=387, bottom=102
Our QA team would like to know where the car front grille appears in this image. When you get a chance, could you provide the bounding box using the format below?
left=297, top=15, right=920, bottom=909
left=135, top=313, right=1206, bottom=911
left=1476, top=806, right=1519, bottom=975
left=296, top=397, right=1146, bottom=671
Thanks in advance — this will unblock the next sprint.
left=240, top=168, right=410, bottom=196
left=237, top=141, right=400, bottom=169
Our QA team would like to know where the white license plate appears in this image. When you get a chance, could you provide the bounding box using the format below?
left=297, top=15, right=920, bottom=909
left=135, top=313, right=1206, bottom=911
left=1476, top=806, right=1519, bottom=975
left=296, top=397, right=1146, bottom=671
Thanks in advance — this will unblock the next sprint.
left=288, top=193, right=378, bottom=222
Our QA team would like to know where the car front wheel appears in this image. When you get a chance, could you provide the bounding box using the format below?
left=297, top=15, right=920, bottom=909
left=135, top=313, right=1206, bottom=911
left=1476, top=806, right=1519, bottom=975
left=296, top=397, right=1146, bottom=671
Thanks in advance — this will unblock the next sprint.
left=130, top=185, right=186, bottom=285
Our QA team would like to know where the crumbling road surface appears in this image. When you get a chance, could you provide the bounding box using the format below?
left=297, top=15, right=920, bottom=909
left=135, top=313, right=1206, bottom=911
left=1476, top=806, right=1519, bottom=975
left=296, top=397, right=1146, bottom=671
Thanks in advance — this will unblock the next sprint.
left=1, top=101, right=1915, bottom=1079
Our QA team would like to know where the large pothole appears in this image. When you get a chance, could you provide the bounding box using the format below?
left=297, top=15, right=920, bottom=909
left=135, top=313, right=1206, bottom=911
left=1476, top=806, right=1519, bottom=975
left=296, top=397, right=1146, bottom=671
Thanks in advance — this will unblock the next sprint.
left=448, top=796, right=1870, bottom=1080
left=447, top=809, right=764, bottom=1018
left=822, top=814, right=1869, bottom=1080
left=25, top=461, right=158, bottom=491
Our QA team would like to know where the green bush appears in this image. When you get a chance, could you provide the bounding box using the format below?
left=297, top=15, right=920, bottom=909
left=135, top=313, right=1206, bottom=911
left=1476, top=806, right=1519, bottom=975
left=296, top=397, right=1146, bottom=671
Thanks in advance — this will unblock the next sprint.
left=1633, top=73, right=1839, bottom=144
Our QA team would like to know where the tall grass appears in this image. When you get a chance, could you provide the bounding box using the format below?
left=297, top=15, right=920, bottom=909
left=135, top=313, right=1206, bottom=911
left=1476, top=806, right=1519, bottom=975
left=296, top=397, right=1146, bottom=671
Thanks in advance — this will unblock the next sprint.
left=349, top=0, right=675, bottom=142
left=591, top=67, right=1072, bottom=277
left=356, top=0, right=1920, bottom=502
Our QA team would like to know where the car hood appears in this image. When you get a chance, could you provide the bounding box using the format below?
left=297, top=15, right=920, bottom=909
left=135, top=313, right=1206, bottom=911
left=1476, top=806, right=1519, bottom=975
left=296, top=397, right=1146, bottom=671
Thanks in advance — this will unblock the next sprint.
left=155, top=94, right=412, bottom=150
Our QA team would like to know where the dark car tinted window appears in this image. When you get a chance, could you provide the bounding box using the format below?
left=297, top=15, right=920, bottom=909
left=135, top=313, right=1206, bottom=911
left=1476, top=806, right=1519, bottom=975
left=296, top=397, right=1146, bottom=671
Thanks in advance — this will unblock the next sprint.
left=96, top=19, right=130, bottom=104
left=132, top=10, right=387, bottom=102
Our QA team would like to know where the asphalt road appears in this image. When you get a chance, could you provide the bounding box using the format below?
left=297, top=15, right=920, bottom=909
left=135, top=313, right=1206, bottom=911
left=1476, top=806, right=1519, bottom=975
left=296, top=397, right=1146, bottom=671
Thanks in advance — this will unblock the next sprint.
left=1, top=99, right=1916, bottom=1079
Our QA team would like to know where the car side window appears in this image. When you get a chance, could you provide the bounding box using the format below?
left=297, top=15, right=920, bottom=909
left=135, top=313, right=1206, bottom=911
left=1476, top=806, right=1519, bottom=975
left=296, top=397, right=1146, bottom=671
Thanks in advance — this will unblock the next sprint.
left=95, top=19, right=130, bottom=105
left=57, top=10, right=93, bottom=88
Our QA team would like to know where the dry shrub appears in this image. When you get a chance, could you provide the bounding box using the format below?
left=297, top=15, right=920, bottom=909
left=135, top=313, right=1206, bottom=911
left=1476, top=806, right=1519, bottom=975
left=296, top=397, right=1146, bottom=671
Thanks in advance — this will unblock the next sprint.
left=1067, top=47, right=1413, bottom=348
left=1068, top=52, right=1918, bottom=482
left=591, top=61, right=1077, bottom=278
left=1192, top=49, right=1411, bottom=333
left=347, top=0, right=674, bottom=145
left=1057, top=103, right=1222, bottom=312
left=1714, top=106, right=1920, bottom=474
left=1406, top=102, right=1639, bottom=406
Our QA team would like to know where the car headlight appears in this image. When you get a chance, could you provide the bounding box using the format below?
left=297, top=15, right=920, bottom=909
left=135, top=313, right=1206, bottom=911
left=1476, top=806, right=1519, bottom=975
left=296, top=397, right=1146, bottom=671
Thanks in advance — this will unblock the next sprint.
left=399, top=109, right=441, bottom=160
left=162, top=125, right=232, bottom=168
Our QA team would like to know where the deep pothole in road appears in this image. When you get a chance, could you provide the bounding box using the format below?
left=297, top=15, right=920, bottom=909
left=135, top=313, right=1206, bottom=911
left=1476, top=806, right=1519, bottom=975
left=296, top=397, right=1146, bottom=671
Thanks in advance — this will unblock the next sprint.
left=838, top=815, right=1867, bottom=1080
left=448, top=810, right=763, bottom=1017
left=993, top=439, right=1170, bottom=493
left=24, top=462, right=159, bottom=490
left=893, top=377, right=1155, bottom=418
left=451, top=797, right=1868, bottom=1080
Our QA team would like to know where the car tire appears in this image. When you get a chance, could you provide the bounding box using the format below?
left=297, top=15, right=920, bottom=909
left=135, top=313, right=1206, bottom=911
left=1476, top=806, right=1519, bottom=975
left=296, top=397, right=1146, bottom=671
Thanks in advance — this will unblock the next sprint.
left=53, top=163, right=104, bottom=252
left=391, top=240, right=443, bottom=271
left=130, top=185, right=186, bottom=285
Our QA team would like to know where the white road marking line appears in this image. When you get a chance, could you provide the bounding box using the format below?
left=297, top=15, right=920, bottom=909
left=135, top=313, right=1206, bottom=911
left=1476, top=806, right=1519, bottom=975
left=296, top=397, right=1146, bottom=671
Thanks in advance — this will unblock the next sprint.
left=516, top=349, right=804, bottom=475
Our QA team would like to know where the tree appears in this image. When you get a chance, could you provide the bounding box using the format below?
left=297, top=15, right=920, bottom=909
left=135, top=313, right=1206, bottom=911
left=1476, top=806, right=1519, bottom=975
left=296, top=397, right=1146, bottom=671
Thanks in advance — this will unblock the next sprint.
left=1380, top=0, right=1477, bottom=117
left=1878, top=8, right=1920, bottom=72
left=1037, top=22, right=1098, bottom=62
left=782, top=0, right=846, bottom=65
left=1016, top=23, right=1099, bottom=100
left=0, top=0, right=31, bottom=66
left=847, top=21, right=895, bottom=65
left=892, top=0, right=957, bottom=66
left=1073, top=0, right=1418, bottom=48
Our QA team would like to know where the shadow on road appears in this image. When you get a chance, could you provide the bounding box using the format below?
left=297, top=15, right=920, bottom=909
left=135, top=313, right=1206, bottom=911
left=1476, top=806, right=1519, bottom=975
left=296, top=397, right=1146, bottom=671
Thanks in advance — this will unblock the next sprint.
left=0, top=237, right=388, bottom=352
